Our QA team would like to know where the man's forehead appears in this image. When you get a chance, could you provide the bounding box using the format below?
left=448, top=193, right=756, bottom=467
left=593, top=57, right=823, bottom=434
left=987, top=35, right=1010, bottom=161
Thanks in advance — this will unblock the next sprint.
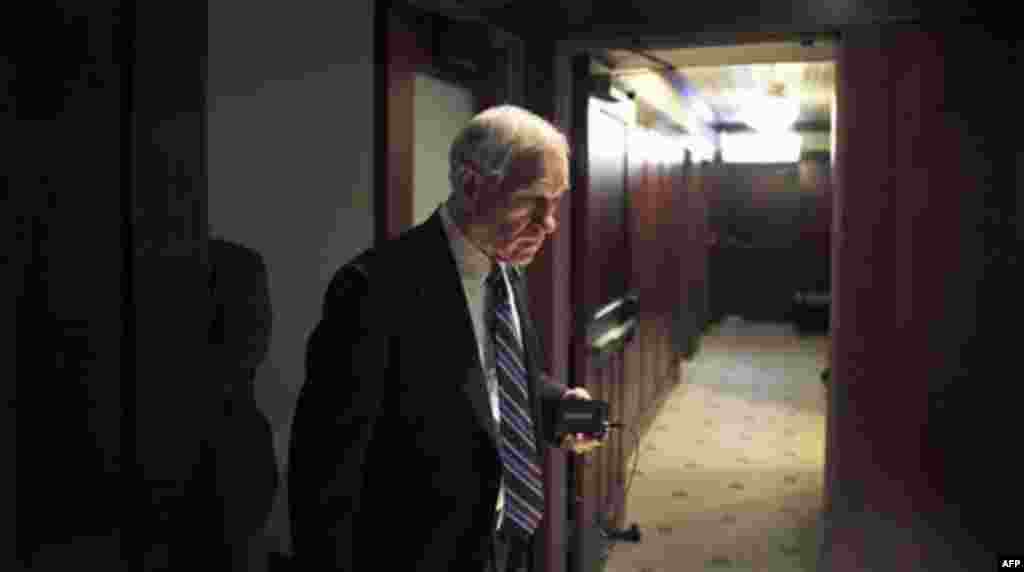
left=515, top=149, right=567, bottom=176
left=514, top=146, right=566, bottom=167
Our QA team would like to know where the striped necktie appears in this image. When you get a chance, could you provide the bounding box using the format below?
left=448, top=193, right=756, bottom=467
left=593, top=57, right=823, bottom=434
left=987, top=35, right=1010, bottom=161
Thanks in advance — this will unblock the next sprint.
left=487, top=265, right=544, bottom=539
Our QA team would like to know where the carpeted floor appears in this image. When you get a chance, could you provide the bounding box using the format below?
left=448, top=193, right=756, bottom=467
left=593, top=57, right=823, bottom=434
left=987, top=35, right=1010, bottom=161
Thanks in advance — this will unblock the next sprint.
left=604, top=317, right=829, bottom=572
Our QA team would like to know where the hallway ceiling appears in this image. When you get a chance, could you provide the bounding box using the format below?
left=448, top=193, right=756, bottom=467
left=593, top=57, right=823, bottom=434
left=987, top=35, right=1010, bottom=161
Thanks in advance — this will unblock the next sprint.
left=601, top=42, right=836, bottom=131
left=403, top=0, right=956, bottom=45
left=404, top=2, right=841, bottom=139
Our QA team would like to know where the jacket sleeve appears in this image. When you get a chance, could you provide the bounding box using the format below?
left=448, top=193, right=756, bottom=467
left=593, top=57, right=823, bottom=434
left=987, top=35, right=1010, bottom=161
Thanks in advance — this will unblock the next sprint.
left=538, top=372, right=570, bottom=447
left=288, top=250, right=389, bottom=571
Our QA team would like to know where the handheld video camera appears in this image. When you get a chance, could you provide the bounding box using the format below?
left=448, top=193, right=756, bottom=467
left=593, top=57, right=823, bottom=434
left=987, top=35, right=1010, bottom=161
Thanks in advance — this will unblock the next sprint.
left=554, top=397, right=611, bottom=439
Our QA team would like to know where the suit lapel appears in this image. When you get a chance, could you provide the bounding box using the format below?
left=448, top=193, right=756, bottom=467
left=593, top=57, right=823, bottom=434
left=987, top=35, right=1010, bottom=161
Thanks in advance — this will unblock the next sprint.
left=418, top=211, right=501, bottom=448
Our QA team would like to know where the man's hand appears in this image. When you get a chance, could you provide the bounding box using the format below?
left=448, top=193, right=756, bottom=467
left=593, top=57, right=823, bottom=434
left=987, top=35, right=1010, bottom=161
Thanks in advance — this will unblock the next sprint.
left=559, top=388, right=605, bottom=455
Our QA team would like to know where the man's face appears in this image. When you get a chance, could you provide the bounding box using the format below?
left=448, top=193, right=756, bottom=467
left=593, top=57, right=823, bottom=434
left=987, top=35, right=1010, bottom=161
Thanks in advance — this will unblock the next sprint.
left=471, top=148, right=569, bottom=266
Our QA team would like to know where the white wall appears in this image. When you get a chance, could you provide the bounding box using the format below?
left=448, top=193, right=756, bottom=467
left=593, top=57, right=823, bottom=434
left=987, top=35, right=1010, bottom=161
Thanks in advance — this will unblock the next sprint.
left=412, top=73, right=476, bottom=225
left=207, top=0, right=375, bottom=555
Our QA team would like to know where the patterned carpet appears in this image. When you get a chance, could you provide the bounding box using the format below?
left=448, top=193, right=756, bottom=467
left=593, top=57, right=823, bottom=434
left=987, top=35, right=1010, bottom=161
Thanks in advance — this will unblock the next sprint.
left=604, top=317, right=829, bottom=572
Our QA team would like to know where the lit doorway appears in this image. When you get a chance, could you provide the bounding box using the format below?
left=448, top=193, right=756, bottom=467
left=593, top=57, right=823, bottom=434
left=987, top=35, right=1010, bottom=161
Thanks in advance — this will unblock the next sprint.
left=579, top=43, right=835, bottom=572
left=412, top=72, right=478, bottom=226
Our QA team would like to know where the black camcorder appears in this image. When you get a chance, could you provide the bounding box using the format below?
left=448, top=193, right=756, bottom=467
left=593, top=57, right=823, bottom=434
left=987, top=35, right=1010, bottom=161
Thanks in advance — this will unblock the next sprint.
left=554, top=397, right=611, bottom=439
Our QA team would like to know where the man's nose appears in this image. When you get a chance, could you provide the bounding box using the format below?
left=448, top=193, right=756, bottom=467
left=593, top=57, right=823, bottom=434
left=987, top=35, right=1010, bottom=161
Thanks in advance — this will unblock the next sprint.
left=537, top=203, right=559, bottom=234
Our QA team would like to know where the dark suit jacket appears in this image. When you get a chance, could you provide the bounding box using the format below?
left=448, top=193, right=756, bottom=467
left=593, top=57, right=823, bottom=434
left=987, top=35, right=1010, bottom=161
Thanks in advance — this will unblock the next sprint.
left=288, top=211, right=568, bottom=571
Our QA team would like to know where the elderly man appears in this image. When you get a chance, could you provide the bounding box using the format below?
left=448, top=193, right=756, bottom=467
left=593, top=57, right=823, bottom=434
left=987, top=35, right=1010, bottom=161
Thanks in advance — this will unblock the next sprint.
left=289, top=105, right=601, bottom=572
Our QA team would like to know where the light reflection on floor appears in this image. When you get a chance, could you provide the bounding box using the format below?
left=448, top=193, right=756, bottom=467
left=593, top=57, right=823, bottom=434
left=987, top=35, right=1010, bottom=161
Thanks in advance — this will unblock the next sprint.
left=604, top=318, right=829, bottom=572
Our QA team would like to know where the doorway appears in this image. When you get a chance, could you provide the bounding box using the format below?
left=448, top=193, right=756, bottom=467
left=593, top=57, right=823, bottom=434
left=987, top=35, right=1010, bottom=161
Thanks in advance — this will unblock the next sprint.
left=571, top=43, right=835, bottom=572
left=412, top=72, right=478, bottom=226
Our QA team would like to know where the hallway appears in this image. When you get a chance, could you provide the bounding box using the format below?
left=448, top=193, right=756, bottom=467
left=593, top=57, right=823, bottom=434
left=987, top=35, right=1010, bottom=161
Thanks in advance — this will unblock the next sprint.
left=605, top=318, right=829, bottom=572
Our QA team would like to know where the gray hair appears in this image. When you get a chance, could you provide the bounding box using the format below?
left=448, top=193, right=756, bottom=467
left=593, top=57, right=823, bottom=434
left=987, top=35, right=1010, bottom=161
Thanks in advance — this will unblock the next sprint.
left=448, top=105, right=569, bottom=202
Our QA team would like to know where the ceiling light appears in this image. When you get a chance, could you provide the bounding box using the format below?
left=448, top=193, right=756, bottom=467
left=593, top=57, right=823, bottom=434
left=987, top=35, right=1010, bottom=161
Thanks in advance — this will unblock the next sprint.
left=693, top=98, right=716, bottom=123
left=736, top=89, right=801, bottom=133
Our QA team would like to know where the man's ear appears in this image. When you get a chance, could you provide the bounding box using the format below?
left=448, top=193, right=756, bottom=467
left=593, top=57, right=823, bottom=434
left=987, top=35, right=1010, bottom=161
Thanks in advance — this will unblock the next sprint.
left=463, top=172, right=479, bottom=200
left=462, top=169, right=490, bottom=215
left=457, top=164, right=474, bottom=194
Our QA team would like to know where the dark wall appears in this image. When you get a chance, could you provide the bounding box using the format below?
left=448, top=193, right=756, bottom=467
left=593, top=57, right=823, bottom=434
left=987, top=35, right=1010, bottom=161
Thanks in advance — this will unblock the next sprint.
left=707, top=158, right=833, bottom=323
left=825, top=24, right=1016, bottom=571
left=11, top=2, right=211, bottom=568
left=673, top=153, right=713, bottom=353
left=130, top=3, right=214, bottom=568
left=11, top=4, right=127, bottom=566
left=797, top=158, right=834, bottom=291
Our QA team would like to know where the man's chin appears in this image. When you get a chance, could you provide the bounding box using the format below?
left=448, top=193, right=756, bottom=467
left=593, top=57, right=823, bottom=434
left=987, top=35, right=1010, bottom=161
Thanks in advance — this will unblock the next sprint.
left=513, top=247, right=543, bottom=266
left=497, top=247, right=539, bottom=267
left=511, top=255, right=535, bottom=267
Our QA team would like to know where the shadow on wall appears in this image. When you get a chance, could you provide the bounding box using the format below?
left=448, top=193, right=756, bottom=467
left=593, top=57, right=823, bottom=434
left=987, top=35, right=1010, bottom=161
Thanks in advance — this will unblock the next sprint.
left=207, top=0, right=377, bottom=557
left=207, top=236, right=281, bottom=562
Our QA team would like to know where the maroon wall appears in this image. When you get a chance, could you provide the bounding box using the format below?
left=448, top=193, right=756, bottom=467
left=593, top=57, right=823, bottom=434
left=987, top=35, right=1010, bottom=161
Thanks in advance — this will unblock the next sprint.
left=621, top=130, right=713, bottom=432
left=625, top=132, right=671, bottom=431
left=591, top=127, right=713, bottom=523
left=578, top=104, right=630, bottom=315
left=380, top=6, right=427, bottom=242
left=569, top=98, right=633, bottom=544
left=825, top=24, right=1014, bottom=570
left=523, top=40, right=572, bottom=572
left=569, top=97, right=716, bottom=544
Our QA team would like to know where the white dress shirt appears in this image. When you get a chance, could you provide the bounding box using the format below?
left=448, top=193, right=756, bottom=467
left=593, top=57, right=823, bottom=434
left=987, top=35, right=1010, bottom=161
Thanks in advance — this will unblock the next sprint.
left=438, top=202, right=523, bottom=531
